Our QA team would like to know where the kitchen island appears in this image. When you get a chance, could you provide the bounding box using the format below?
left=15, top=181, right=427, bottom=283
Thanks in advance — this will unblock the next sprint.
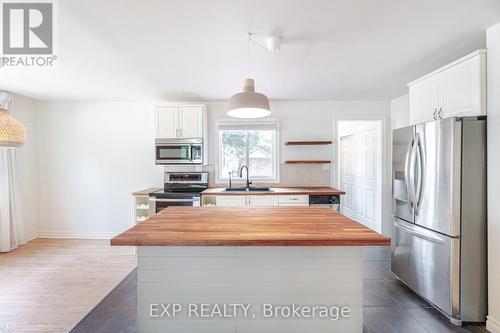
left=112, top=206, right=389, bottom=333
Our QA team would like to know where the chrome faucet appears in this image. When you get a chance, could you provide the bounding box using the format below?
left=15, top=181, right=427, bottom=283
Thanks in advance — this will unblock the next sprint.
left=239, top=165, right=252, bottom=189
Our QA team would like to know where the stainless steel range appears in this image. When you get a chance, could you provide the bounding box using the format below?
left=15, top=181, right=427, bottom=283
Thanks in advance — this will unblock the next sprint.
left=149, top=172, right=208, bottom=215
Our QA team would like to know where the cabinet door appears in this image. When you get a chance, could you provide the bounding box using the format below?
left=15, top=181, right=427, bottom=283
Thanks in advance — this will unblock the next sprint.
left=179, top=106, right=203, bottom=138
left=215, top=195, right=247, bottom=207
left=409, top=75, right=439, bottom=125
left=248, top=195, right=279, bottom=207
left=157, top=107, right=179, bottom=138
left=278, top=195, right=309, bottom=206
left=439, top=55, right=484, bottom=118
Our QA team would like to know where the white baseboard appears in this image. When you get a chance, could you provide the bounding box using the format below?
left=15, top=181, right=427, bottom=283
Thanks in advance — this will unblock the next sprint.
left=37, top=231, right=119, bottom=239
left=487, top=316, right=500, bottom=333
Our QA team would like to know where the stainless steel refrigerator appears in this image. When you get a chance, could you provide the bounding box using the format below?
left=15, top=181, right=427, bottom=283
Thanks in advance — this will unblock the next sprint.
left=391, top=116, right=487, bottom=325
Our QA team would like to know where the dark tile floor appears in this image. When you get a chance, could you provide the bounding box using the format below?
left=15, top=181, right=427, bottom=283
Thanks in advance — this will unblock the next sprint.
left=71, top=247, right=488, bottom=333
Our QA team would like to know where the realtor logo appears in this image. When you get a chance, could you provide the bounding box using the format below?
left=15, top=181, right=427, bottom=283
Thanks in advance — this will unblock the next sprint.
left=2, top=2, right=53, bottom=54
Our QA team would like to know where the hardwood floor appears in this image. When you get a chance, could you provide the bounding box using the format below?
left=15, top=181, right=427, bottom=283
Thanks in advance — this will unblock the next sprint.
left=72, top=247, right=488, bottom=333
left=0, top=239, right=136, bottom=333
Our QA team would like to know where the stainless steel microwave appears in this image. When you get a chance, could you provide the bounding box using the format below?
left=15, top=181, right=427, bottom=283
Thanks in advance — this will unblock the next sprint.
left=155, top=138, right=203, bottom=165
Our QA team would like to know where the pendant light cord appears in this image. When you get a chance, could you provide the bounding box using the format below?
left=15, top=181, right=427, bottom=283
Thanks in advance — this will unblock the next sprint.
left=247, top=32, right=251, bottom=78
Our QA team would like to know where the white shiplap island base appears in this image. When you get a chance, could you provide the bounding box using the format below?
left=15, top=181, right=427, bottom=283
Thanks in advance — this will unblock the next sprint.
left=137, top=246, right=363, bottom=333
left=111, top=207, right=390, bottom=333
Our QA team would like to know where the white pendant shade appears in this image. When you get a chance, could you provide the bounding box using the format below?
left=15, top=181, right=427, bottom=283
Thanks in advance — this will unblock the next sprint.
left=0, top=108, right=27, bottom=147
left=227, top=78, right=270, bottom=118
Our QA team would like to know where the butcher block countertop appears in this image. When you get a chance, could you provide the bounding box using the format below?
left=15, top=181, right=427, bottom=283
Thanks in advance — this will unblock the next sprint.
left=202, top=187, right=345, bottom=195
left=111, top=206, right=389, bottom=247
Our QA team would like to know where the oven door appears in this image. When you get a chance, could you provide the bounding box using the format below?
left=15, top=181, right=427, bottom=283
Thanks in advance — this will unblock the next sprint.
left=149, top=197, right=194, bottom=215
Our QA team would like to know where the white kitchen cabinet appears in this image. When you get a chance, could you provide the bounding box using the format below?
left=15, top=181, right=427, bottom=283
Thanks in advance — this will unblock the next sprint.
left=156, top=106, right=178, bottom=138
left=439, top=54, right=485, bottom=118
left=215, top=195, right=247, bottom=207
left=179, top=106, right=203, bottom=138
left=408, top=50, right=486, bottom=125
left=409, top=75, right=439, bottom=125
left=248, top=195, right=279, bottom=207
left=156, top=105, right=204, bottom=139
left=214, top=194, right=307, bottom=207
left=278, top=195, right=309, bottom=206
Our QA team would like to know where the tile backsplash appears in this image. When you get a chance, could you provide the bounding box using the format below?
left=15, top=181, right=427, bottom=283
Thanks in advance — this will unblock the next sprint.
left=202, top=164, right=331, bottom=187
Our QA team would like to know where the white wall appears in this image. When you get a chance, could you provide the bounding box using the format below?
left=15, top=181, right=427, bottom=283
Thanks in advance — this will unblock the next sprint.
left=10, top=95, right=39, bottom=241
left=338, top=120, right=381, bottom=137
left=487, top=22, right=500, bottom=333
left=35, top=102, right=164, bottom=238
left=390, top=94, right=409, bottom=130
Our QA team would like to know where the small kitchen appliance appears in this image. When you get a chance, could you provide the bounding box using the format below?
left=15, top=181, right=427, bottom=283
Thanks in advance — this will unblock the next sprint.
left=155, top=138, right=203, bottom=165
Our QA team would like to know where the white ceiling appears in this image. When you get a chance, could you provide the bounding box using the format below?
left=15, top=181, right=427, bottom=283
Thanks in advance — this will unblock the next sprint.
left=1, top=0, right=500, bottom=101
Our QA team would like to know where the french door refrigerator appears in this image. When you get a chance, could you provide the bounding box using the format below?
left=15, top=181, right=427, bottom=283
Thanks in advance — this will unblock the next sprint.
left=391, top=117, right=487, bottom=325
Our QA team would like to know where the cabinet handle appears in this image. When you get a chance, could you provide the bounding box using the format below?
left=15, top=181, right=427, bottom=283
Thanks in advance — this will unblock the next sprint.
left=179, top=128, right=183, bottom=137
left=433, top=108, right=437, bottom=120
left=438, top=107, right=443, bottom=119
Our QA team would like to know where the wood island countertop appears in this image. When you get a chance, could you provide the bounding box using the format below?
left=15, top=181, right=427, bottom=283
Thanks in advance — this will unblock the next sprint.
left=111, top=206, right=389, bottom=247
left=201, top=187, right=345, bottom=195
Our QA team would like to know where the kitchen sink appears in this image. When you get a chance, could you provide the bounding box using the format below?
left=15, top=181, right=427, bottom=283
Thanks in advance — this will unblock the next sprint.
left=224, top=187, right=273, bottom=192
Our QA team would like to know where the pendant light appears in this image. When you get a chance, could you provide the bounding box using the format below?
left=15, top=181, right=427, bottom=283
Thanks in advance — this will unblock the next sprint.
left=0, top=94, right=27, bottom=148
left=227, top=33, right=271, bottom=118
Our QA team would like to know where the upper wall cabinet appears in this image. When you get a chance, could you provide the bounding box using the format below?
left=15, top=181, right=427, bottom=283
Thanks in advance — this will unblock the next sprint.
left=155, top=105, right=205, bottom=139
left=408, top=50, right=486, bottom=125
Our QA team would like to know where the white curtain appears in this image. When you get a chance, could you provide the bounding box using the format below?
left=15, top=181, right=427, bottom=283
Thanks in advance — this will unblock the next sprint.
left=0, top=148, right=26, bottom=252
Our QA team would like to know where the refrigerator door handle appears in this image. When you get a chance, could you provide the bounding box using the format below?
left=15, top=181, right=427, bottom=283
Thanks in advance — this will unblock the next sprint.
left=412, top=133, right=423, bottom=214
left=394, top=220, right=446, bottom=244
left=404, top=139, right=415, bottom=212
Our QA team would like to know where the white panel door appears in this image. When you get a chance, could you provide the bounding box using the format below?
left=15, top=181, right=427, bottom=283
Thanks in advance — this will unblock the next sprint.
left=340, top=129, right=380, bottom=232
left=157, top=106, right=179, bottom=138
left=353, top=134, right=366, bottom=223
left=179, top=106, right=203, bottom=138
left=339, top=136, right=354, bottom=217
left=361, top=130, right=378, bottom=231
left=439, top=55, right=484, bottom=118
left=409, top=75, right=439, bottom=125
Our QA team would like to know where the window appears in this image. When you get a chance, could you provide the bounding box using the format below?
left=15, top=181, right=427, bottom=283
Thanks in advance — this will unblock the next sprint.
left=217, top=120, right=279, bottom=182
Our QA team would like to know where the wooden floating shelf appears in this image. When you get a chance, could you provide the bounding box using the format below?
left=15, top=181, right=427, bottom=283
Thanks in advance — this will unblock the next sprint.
left=285, top=140, right=333, bottom=145
left=284, top=160, right=332, bottom=164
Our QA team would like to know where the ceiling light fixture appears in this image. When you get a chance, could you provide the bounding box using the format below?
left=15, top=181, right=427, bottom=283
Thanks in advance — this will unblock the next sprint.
left=265, top=36, right=281, bottom=53
left=226, top=33, right=274, bottom=119
left=0, top=94, right=27, bottom=148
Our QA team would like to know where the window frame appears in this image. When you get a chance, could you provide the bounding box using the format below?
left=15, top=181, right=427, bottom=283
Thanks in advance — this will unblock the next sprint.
left=215, top=118, right=280, bottom=184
